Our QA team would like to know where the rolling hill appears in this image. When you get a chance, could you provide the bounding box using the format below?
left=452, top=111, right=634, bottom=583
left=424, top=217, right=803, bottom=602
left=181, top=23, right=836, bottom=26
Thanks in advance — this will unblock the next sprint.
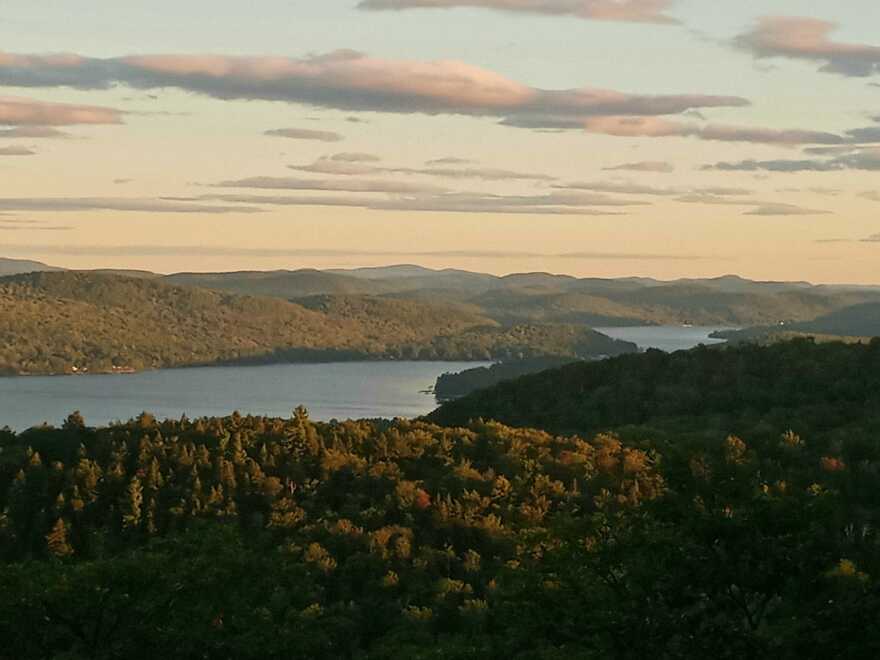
left=0, top=272, right=635, bottom=375
left=0, top=257, right=61, bottom=276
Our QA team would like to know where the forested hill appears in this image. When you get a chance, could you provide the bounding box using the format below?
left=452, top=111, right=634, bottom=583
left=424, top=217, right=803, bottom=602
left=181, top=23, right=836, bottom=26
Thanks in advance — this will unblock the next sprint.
left=716, top=302, right=880, bottom=344
left=4, top=374, right=880, bottom=656
left=0, top=271, right=635, bottom=375
left=156, top=267, right=880, bottom=327
left=0, top=257, right=61, bottom=276
left=429, top=338, right=880, bottom=436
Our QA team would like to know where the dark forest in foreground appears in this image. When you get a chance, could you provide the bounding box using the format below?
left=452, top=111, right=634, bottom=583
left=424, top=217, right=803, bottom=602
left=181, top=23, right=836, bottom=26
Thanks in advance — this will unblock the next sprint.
left=2, top=340, right=879, bottom=658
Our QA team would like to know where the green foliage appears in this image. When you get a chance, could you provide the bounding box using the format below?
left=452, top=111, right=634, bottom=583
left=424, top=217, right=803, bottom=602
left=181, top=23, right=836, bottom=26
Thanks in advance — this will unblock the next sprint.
left=435, top=357, right=580, bottom=400
left=3, top=340, right=880, bottom=656
left=0, top=272, right=633, bottom=375
left=431, top=338, right=880, bottom=437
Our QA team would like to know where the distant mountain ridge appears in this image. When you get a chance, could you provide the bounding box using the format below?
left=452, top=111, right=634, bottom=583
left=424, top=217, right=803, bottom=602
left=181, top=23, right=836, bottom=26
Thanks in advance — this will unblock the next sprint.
left=0, top=271, right=635, bottom=376
left=4, top=256, right=880, bottom=332
left=0, top=257, right=62, bottom=276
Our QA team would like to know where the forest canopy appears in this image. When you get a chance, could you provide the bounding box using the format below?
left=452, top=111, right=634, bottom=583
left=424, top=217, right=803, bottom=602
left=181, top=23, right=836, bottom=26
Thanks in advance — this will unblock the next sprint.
left=2, top=339, right=880, bottom=658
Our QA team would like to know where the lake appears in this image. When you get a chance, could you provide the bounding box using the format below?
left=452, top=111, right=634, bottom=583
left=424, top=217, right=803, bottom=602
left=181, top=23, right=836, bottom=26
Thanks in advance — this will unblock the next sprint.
left=0, top=327, right=728, bottom=430
left=594, top=326, right=731, bottom=352
left=0, top=361, right=489, bottom=431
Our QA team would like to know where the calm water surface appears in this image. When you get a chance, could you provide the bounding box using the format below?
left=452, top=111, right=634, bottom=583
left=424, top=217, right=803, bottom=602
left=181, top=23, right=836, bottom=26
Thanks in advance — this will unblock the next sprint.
left=0, top=361, right=488, bottom=430
left=595, top=326, right=731, bottom=352
left=0, top=327, right=728, bottom=430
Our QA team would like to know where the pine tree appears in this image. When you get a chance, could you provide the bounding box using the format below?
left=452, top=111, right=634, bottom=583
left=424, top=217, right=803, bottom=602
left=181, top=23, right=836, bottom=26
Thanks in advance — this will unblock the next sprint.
left=46, top=518, right=73, bottom=557
left=122, top=477, right=143, bottom=529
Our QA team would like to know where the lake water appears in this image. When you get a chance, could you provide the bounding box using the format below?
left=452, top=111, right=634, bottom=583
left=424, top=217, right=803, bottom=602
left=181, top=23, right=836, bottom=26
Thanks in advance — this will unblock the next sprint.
left=0, top=327, right=728, bottom=430
left=0, top=361, right=488, bottom=431
left=594, top=326, right=731, bottom=352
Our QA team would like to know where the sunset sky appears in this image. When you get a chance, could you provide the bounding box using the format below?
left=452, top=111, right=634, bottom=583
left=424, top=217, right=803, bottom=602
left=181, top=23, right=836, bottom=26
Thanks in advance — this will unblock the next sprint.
left=1, top=0, right=879, bottom=283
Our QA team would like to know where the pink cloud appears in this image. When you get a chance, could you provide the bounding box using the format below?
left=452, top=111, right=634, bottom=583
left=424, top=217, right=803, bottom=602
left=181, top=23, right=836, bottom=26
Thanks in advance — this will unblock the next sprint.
left=0, top=49, right=746, bottom=124
left=580, top=116, right=844, bottom=145
left=0, top=96, right=123, bottom=126
left=736, top=16, right=880, bottom=77
left=357, top=0, right=677, bottom=23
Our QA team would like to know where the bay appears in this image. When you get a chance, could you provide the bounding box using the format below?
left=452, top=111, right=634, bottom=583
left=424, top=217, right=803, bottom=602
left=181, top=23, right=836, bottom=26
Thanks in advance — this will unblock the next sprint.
left=0, top=361, right=489, bottom=431
left=594, top=326, right=731, bottom=352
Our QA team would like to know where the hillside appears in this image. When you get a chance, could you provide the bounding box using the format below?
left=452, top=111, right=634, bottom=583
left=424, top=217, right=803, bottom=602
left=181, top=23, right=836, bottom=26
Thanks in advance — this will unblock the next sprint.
left=0, top=257, right=61, bottom=276
left=716, top=302, right=880, bottom=344
left=0, top=272, right=633, bottom=376
left=162, top=269, right=395, bottom=298
left=430, top=338, right=880, bottom=435
left=158, top=265, right=880, bottom=328
left=4, top=342, right=880, bottom=656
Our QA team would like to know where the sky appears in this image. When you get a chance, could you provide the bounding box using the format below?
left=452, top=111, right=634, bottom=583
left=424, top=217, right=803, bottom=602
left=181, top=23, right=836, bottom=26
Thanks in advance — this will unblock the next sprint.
left=1, top=0, right=879, bottom=283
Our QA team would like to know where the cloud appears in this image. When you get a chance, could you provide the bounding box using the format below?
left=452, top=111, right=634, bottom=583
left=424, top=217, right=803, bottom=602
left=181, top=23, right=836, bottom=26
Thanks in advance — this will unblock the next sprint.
left=290, top=159, right=379, bottom=175
left=704, top=147, right=880, bottom=172
left=0, top=50, right=748, bottom=130
left=557, top=180, right=678, bottom=196
left=603, top=160, right=674, bottom=172
left=558, top=181, right=752, bottom=196
left=0, top=197, right=261, bottom=214
left=0, top=95, right=123, bottom=126
left=735, top=16, right=880, bottom=77
left=329, top=152, right=381, bottom=162
left=0, top=126, right=71, bottom=139
left=356, top=0, right=678, bottom=24
left=390, top=165, right=556, bottom=180
left=744, top=203, right=831, bottom=216
left=0, top=146, right=36, bottom=156
left=291, top=156, right=558, bottom=181
left=204, top=188, right=644, bottom=215
left=577, top=116, right=845, bottom=145
left=264, top=127, right=343, bottom=142
left=0, top=220, right=72, bottom=232
left=426, top=157, right=474, bottom=165
left=216, top=176, right=449, bottom=194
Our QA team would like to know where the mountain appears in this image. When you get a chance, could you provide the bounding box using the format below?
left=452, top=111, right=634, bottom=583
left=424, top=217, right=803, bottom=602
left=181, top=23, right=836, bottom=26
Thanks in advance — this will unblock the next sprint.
left=149, top=266, right=880, bottom=328
left=717, top=302, right=880, bottom=344
left=162, top=269, right=394, bottom=298
left=0, top=257, right=61, bottom=276
left=0, top=271, right=633, bottom=375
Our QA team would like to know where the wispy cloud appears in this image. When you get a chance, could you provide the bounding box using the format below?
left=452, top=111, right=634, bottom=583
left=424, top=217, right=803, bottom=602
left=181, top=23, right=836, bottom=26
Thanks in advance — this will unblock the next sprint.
left=0, top=95, right=123, bottom=126
left=289, top=157, right=558, bottom=181
left=603, top=160, right=674, bottom=173
left=264, top=127, right=343, bottom=142
left=0, top=197, right=261, bottom=214
left=735, top=17, right=880, bottom=77
left=704, top=147, right=880, bottom=172
left=556, top=181, right=751, bottom=197
left=0, top=126, right=71, bottom=139
left=744, top=203, right=831, bottom=216
left=573, top=116, right=846, bottom=145
left=329, top=152, right=381, bottom=162
left=204, top=189, right=644, bottom=215
left=0, top=146, right=36, bottom=156
left=356, top=0, right=678, bottom=24
left=216, top=176, right=449, bottom=194
left=425, top=157, right=474, bottom=165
